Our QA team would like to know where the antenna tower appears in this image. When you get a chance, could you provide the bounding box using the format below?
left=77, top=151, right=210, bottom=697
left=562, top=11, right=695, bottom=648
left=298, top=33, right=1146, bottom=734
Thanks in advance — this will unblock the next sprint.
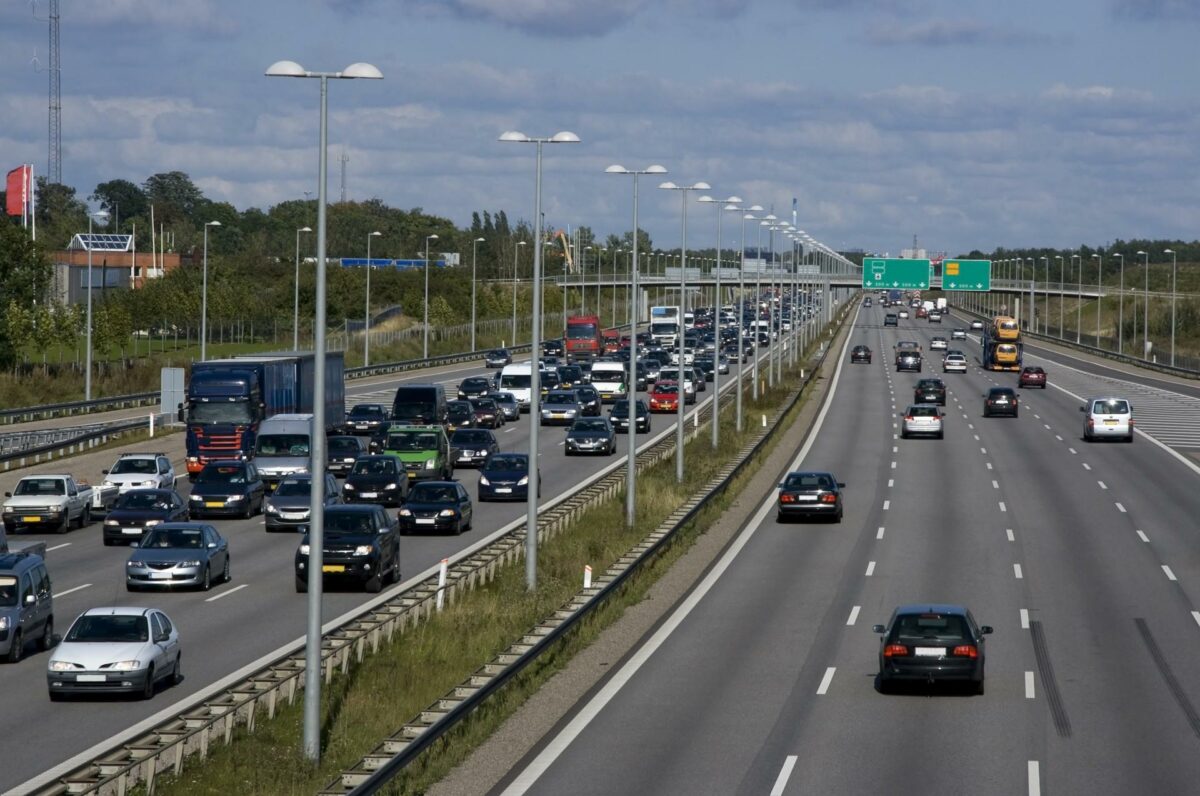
left=339, top=151, right=349, bottom=203
left=47, top=0, right=62, bottom=183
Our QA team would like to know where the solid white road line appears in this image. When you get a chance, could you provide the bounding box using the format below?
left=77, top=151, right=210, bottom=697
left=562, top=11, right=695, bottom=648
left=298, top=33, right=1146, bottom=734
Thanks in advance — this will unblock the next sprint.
left=877, top=526, right=885, bottom=540
left=1025, top=671, right=1036, bottom=699
left=770, top=756, right=799, bottom=796
left=816, top=667, right=837, bottom=695
left=1136, top=530, right=1150, bottom=543
left=53, top=583, right=91, bottom=598
left=1014, top=563, right=1024, bottom=579
left=205, top=584, right=248, bottom=603
left=847, top=606, right=861, bottom=626
left=1192, top=611, right=1200, bottom=628
left=1020, top=609, right=1030, bottom=629
left=865, top=561, right=876, bottom=576
left=1162, top=565, right=1178, bottom=582
left=1029, top=761, right=1041, bottom=796
left=45, top=543, right=71, bottom=552
left=1116, top=502, right=1127, bottom=513
left=1006, top=528, right=1015, bottom=542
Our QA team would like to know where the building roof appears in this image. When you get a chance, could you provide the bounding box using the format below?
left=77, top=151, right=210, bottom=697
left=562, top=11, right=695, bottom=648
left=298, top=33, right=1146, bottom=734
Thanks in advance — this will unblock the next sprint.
left=68, top=233, right=133, bottom=252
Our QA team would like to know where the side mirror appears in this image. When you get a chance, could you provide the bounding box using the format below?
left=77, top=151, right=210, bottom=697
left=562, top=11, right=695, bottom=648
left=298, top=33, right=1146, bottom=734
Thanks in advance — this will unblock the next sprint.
left=25, top=593, right=36, bottom=606
left=4, top=492, right=10, bottom=498
left=871, top=624, right=886, bottom=634
left=102, top=469, right=110, bottom=475
left=1078, top=406, right=1086, bottom=412
left=177, top=403, right=185, bottom=423
left=981, top=626, right=994, bottom=635
left=837, top=482, right=846, bottom=488
left=207, top=542, right=217, bottom=549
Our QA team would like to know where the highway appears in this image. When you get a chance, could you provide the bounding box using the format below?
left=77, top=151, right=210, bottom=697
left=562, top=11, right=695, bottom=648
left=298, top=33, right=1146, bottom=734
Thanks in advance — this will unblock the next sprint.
left=0, top=341, right=769, bottom=793
left=499, top=305, right=1200, bottom=796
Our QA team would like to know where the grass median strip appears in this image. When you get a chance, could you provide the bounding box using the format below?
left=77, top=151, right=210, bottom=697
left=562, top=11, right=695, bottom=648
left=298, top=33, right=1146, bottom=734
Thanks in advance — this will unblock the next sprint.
left=140, top=335, right=841, bottom=796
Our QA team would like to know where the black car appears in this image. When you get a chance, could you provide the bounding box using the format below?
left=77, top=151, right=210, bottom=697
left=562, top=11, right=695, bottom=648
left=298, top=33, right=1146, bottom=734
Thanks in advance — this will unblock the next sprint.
left=983, top=387, right=1019, bottom=417
left=399, top=481, right=473, bottom=535
left=484, top=348, right=512, bottom=368
left=450, top=428, right=500, bottom=468
left=469, top=397, right=504, bottom=429
left=896, top=351, right=922, bottom=373
left=295, top=504, right=400, bottom=593
left=776, top=471, right=844, bottom=523
left=913, top=378, right=947, bottom=406
left=457, top=377, right=492, bottom=401
left=342, top=403, right=389, bottom=436
left=489, top=391, right=520, bottom=422
left=557, top=365, right=585, bottom=388
left=850, top=345, right=872, bottom=364
left=188, top=461, right=266, bottom=519
left=342, top=455, right=409, bottom=507
left=446, top=400, right=475, bottom=432
left=609, top=399, right=651, bottom=434
left=102, top=489, right=189, bottom=546
left=693, top=355, right=716, bottom=382
left=478, top=453, right=539, bottom=502
left=574, top=385, right=602, bottom=417
left=873, top=604, right=992, bottom=694
left=565, top=418, right=617, bottom=456
left=542, top=338, right=565, bottom=357
left=326, top=435, right=366, bottom=477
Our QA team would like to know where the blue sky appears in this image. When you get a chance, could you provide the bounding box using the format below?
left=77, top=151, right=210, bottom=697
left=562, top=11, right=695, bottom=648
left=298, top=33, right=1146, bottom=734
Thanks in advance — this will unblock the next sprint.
left=1, top=0, right=1197, bottom=257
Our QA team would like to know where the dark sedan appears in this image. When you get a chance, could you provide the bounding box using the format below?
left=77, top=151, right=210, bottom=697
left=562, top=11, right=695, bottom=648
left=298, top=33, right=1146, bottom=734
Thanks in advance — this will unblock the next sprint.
left=484, top=348, right=512, bottom=368
left=341, top=403, right=389, bottom=436
left=264, top=472, right=342, bottom=532
left=575, top=385, right=602, bottom=416
left=450, top=428, right=500, bottom=468
left=609, top=399, right=651, bottom=434
left=557, top=365, right=585, bottom=388
left=102, top=489, right=189, bottom=546
left=398, top=481, right=473, bottom=535
left=850, top=345, right=872, bottom=364
left=469, top=397, right=504, bottom=429
left=326, top=435, right=366, bottom=477
left=565, top=418, right=617, bottom=456
left=983, top=387, right=1020, bottom=417
left=896, top=351, right=922, bottom=372
left=489, top=391, right=520, bottom=422
left=457, top=376, right=493, bottom=401
left=342, top=455, right=409, bottom=507
left=478, top=453, right=538, bottom=502
left=913, top=378, right=947, bottom=406
left=873, top=604, right=992, bottom=695
left=776, top=471, right=844, bottom=523
left=187, top=461, right=265, bottom=519
left=446, top=400, right=475, bottom=432
left=1019, top=366, right=1047, bottom=388
left=126, top=522, right=230, bottom=591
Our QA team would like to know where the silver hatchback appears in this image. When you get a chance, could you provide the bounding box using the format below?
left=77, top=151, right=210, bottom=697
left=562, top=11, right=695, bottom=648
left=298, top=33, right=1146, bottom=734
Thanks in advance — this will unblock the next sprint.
left=902, top=404, right=945, bottom=439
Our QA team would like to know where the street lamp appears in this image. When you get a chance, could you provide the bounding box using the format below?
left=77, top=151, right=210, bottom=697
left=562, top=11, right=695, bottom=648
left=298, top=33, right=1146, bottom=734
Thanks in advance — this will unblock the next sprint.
left=1114, top=252, right=1125, bottom=353
left=1092, top=253, right=1103, bottom=346
left=659, top=179, right=711, bottom=483
left=423, top=233, right=439, bottom=359
left=698, top=193, right=742, bottom=451
left=266, top=56, right=382, bottom=764
left=1137, top=250, right=1149, bottom=358
left=363, top=230, right=382, bottom=366
left=293, top=226, right=312, bottom=350
left=512, top=239, right=526, bottom=345
left=83, top=208, right=110, bottom=400
left=471, top=237, right=485, bottom=351
left=606, top=163, right=667, bottom=527
left=1055, top=254, right=1064, bottom=338
left=1039, top=256, right=1049, bottom=335
left=500, top=129, right=581, bottom=592
left=1165, top=249, right=1177, bottom=365
left=737, top=205, right=761, bottom=428
left=1072, top=253, right=1082, bottom=344
left=200, top=220, right=222, bottom=361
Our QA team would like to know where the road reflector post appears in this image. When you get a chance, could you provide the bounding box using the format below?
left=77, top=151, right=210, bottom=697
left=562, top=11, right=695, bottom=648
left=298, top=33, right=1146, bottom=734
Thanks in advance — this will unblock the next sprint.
left=583, top=564, right=592, bottom=589
left=149, top=413, right=155, bottom=437
left=762, top=414, right=766, bottom=428
left=436, top=558, right=448, bottom=611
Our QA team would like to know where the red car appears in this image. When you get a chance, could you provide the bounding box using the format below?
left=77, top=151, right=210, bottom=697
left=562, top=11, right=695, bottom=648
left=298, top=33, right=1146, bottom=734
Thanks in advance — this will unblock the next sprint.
left=1018, top=366, right=1047, bottom=388
left=648, top=381, right=681, bottom=413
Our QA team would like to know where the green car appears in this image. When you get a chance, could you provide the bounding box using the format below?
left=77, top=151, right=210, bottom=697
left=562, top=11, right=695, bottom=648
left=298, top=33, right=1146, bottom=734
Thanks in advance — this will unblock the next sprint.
left=382, top=425, right=453, bottom=481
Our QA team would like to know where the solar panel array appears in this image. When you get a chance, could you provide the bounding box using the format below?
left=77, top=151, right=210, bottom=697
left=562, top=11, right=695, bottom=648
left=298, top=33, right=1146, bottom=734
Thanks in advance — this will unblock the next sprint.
left=70, top=233, right=133, bottom=252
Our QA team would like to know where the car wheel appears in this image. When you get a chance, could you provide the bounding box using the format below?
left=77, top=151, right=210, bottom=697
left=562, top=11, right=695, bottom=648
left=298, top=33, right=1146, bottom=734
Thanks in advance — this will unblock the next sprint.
left=39, top=618, right=54, bottom=651
left=974, top=678, right=985, bottom=696
left=241, top=500, right=253, bottom=520
left=365, top=573, right=383, bottom=593
left=141, top=666, right=156, bottom=700
left=877, top=675, right=891, bottom=695
left=1013, top=409, right=1019, bottom=418
left=200, top=565, right=212, bottom=592
left=78, top=506, right=91, bottom=528
left=900, top=430, right=908, bottom=439
left=5, top=630, right=22, bottom=663
left=222, top=555, right=232, bottom=583
left=103, top=537, right=115, bottom=547
left=1126, top=433, right=1134, bottom=443
left=937, top=431, right=944, bottom=439
left=295, top=575, right=308, bottom=593
left=56, top=515, right=70, bottom=534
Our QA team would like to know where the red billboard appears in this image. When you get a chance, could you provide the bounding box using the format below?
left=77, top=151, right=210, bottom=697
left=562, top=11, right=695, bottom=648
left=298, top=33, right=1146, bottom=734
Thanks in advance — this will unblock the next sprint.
left=6, top=165, right=30, bottom=216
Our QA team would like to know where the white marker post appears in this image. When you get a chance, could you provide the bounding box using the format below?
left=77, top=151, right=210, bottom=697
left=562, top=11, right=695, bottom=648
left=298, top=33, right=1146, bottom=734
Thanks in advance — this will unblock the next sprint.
left=149, top=413, right=155, bottom=438
left=583, top=564, right=592, bottom=589
left=435, top=558, right=448, bottom=611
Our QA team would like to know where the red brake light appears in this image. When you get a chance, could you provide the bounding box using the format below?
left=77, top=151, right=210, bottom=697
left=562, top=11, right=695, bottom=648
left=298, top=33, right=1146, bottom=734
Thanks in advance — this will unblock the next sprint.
left=904, top=415, right=914, bottom=421
left=884, top=644, right=908, bottom=658
left=780, top=494, right=795, bottom=503
left=821, top=493, right=837, bottom=504
left=952, top=645, right=978, bottom=658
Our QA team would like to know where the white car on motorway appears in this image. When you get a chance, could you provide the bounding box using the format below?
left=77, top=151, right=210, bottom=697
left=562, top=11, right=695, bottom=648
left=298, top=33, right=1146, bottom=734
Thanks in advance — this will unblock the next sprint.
left=1082, top=397, right=1134, bottom=442
left=102, top=453, right=176, bottom=494
left=929, top=336, right=948, bottom=350
left=898, top=310, right=910, bottom=319
left=942, top=353, right=968, bottom=373
left=970, top=320, right=985, bottom=330
left=951, top=328, right=968, bottom=340
left=901, top=404, right=944, bottom=439
left=47, top=606, right=182, bottom=700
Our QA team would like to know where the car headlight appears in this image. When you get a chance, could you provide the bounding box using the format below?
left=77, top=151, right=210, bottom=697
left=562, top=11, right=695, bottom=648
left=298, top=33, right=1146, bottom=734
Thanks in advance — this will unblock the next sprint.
left=517, top=475, right=529, bottom=486
left=438, top=509, right=457, bottom=518
left=226, top=494, right=245, bottom=503
left=424, top=459, right=438, bottom=469
left=479, top=475, right=490, bottom=486
left=49, top=660, right=77, bottom=671
left=266, top=503, right=279, bottom=514
left=343, top=482, right=355, bottom=490
left=103, top=480, right=116, bottom=488
left=384, top=483, right=398, bottom=490
left=0, top=616, right=8, bottom=630
left=105, top=519, right=119, bottom=527
left=110, top=660, right=143, bottom=671
left=399, top=508, right=412, bottom=516
left=144, top=520, right=161, bottom=527
left=353, top=545, right=373, bottom=556
left=299, top=543, right=310, bottom=555
left=126, top=560, right=139, bottom=568
left=189, top=494, right=202, bottom=502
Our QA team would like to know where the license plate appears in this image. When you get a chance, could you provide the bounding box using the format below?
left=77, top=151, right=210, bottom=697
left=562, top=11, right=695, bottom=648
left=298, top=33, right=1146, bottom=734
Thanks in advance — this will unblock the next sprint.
left=122, top=528, right=142, bottom=534
left=995, top=399, right=1008, bottom=404
left=205, top=501, right=223, bottom=508
left=795, top=495, right=819, bottom=502
left=322, top=565, right=345, bottom=573
left=360, top=492, right=378, bottom=499
left=458, top=454, right=472, bottom=461
left=149, top=572, right=171, bottom=580
left=355, top=424, right=369, bottom=430
left=1104, top=419, right=1118, bottom=425
left=915, top=647, right=945, bottom=657
left=416, top=518, right=435, bottom=525
left=76, top=674, right=106, bottom=683
left=496, top=487, right=512, bottom=494
left=282, top=512, right=307, bottom=520
left=22, top=516, right=41, bottom=523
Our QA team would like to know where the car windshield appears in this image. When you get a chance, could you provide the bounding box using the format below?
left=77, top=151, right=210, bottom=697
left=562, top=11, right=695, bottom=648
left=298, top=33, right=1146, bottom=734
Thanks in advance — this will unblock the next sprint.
left=452, top=430, right=491, bottom=444
left=187, top=401, right=254, bottom=425
left=110, top=458, right=156, bottom=475
left=573, top=420, right=608, bottom=432
left=655, top=384, right=679, bottom=395
left=488, top=350, right=508, bottom=358
left=784, top=473, right=834, bottom=490
left=486, top=455, right=526, bottom=472
left=349, top=406, right=384, bottom=419
left=448, top=403, right=472, bottom=416
left=393, top=401, right=436, bottom=418
left=256, top=434, right=310, bottom=458
left=388, top=433, right=439, bottom=452
left=142, top=527, right=205, bottom=549
left=566, top=323, right=599, bottom=339
left=500, top=374, right=532, bottom=389
left=463, top=379, right=489, bottom=390
left=13, top=478, right=65, bottom=496
left=195, top=465, right=247, bottom=484
left=1094, top=399, right=1130, bottom=414
left=115, top=491, right=170, bottom=510
left=0, top=576, right=17, bottom=607
left=471, top=399, right=497, bottom=411
left=352, top=458, right=396, bottom=475
left=325, top=512, right=378, bottom=534
left=274, top=479, right=312, bottom=497
left=328, top=439, right=361, bottom=455
left=892, top=613, right=970, bottom=643
left=66, top=614, right=150, bottom=643
left=909, top=406, right=940, bottom=417
left=546, top=394, right=576, bottom=405
left=410, top=485, right=457, bottom=503
left=491, top=393, right=515, bottom=404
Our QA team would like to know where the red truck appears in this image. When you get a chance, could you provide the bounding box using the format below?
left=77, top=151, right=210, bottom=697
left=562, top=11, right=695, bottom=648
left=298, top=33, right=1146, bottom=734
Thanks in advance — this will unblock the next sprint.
left=601, top=328, right=621, bottom=354
left=565, top=314, right=602, bottom=361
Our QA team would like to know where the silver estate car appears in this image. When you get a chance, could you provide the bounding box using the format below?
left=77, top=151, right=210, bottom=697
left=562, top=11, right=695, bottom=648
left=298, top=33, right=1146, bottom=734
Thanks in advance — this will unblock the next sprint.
left=902, top=404, right=945, bottom=439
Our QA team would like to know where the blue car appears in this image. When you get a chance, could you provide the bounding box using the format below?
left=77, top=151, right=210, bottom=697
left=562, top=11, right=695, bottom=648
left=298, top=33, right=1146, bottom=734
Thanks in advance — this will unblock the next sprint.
left=477, top=452, right=540, bottom=502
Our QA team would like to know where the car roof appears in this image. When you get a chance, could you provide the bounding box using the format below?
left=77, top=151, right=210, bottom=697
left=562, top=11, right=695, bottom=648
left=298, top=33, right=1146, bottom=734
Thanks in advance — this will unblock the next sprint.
left=893, top=603, right=970, bottom=616
left=116, top=452, right=160, bottom=459
left=388, top=424, right=442, bottom=432
left=0, top=552, right=44, bottom=572
left=148, top=522, right=214, bottom=531
left=988, top=386, right=1016, bottom=393
left=325, top=504, right=380, bottom=514
left=80, top=606, right=155, bottom=617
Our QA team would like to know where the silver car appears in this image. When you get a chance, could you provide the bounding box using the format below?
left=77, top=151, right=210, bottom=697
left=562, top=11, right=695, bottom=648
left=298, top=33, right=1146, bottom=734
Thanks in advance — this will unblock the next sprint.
left=942, top=353, right=968, bottom=373
left=126, top=523, right=230, bottom=591
left=1082, top=397, right=1133, bottom=442
left=47, top=606, right=181, bottom=700
left=901, top=404, right=945, bottom=439
left=264, top=472, right=342, bottom=532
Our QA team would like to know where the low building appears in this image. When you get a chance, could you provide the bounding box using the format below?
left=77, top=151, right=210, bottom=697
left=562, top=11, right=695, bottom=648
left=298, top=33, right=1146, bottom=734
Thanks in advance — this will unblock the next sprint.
left=50, top=233, right=181, bottom=305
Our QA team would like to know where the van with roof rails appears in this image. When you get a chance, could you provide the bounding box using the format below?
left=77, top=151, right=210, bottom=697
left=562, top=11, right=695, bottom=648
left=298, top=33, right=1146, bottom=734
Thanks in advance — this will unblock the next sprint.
left=0, top=550, right=54, bottom=663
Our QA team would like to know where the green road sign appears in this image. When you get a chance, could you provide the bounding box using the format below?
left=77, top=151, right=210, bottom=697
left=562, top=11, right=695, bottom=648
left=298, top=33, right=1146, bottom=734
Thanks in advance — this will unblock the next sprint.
left=862, top=258, right=930, bottom=290
left=941, top=259, right=991, bottom=291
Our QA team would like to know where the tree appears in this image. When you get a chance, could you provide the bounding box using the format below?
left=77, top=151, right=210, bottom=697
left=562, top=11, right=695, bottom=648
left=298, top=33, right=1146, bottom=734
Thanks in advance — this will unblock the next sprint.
left=3, top=301, right=31, bottom=365
left=0, top=223, right=53, bottom=366
left=143, top=171, right=205, bottom=226
left=33, top=177, right=88, bottom=247
left=90, top=179, right=148, bottom=225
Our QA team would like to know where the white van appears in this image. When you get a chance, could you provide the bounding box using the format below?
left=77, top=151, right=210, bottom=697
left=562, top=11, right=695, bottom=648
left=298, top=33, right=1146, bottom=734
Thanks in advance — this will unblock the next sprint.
left=254, top=413, right=313, bottom=489
left=589, top=362, right=628, bottom=403
left=498, top=363, right=534, bottom=411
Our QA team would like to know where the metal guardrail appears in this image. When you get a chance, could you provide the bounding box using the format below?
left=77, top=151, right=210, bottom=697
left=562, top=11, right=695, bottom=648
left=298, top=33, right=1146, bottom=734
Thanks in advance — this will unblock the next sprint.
left=0, top=417, right=169, bottom=473
left=0, top=392, right=160, bottom=426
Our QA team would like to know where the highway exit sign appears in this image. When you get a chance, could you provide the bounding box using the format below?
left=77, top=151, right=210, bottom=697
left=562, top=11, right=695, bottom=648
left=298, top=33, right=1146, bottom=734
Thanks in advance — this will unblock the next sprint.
left=941, top=259, right=991, bottom=291
left=863, top=258, right=931, bottom=290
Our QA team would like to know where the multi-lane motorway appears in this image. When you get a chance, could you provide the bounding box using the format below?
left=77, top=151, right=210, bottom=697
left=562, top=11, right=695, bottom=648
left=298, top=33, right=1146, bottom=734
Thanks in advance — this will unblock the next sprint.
left=498, top=306, right=1200, bottom=796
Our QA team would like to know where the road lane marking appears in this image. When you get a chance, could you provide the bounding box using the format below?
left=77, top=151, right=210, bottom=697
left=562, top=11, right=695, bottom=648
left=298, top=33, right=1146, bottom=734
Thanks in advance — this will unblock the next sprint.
left=865, top=561, right=876, bottom=576
left=1055, top=435, right=1063, bottom=441
left=1098, top=481, right=1107, bottom=489
left=876, top=526, right=885, bottom=539
left=205, top=584, right=248, bottom=603
left=1192, top=611, right=1200, bottom=628
left=1082, top=463, right=1091, bottom=471
left=1020, top=609, right=1030, bottom=629
left=1137, top=530, right=1150, bottom=543
left=967, top=423, right=974, bottom=430
left=1014, top=563, right=1023, bottom=579
left=1029, top=761, right=1041, bottom=796
left=816, top=667, right=837, bottom=695
left=1163, top=565, right=1178, bottom=582
left=846, top=606, right=861, bottom=626
left=882, top=500, right=890, bottom=510
left=1025, top=671, right=1036, bottom=699
left=999, top=501, right=1007, bottom=512
left=891, top=461, right=897, bottom=469
left=1116, top=502, right=1127, bottom=513
left=992, top=480, right=1000, bottom=489
left=892, top=446, right=898, bottom=453
left=887, top=479, right=894, bottom=488
left=504, top=427, right=516, bottom=433
left=974, top=434, right=980, bottom=441
left=1069, top=447, right=1077, bottom=454
left=770, top=756, right=798, bottom=796
left=1035, top=414, right=1042, bottom=420
left=1044, top=424, right=1051, bottom=430
left=1006, top=528, right=1015, bottom=542
left=54, top=583, right=91, bottom=598
left=46, top=543, right=71, bottom=552
left=981, top=447, right=987, bottom=454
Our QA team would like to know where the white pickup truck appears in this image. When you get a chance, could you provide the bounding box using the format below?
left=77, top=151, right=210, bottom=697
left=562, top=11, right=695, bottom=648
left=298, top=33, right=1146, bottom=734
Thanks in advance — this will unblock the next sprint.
left=1, top=474, right=118, bottom=535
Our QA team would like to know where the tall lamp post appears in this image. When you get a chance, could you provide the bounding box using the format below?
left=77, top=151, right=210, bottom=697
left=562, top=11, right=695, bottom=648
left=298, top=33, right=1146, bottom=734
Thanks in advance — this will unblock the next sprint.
left=293, top=226, right=312, bottom=350
left=1114, top=252, right=1125, bottom=353
left=199, top=219, right=222, bottom=361
left=423, top=234, right=439, bottom=359
left=1092, top=253, right=1103, bottom=346
left=737, top=206, right=761, bottom=427
left=363, top=230, right=382, bottom=366
left=1039, top=256, right=1049, bottom=335
left=1137, top=250, right=1149, bottom=358
left=1165, top=249, right=1177, bottom=365
left=1072, top=253, right=1081, bottom=344
left=1055, top=254, right=1064, bottom=338
left=83, top=208, right=110, bottom=401
left=471, top=237, right=485, bottom=352
left=500, top=130, right=580, bottom=592
left=511, top=240, right=526, bottom=345
left=659, top=179, right=711, bottom=483
left=266, top=57, right=383, bottom=765
left=698, top=194, right=742, bottom=450
left=606, top=163, right=667, bottom=527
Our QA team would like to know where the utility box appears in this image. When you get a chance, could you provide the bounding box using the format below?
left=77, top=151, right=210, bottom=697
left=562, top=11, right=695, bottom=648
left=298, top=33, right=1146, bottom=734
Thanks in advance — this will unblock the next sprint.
left=160, top=367, right=185, bottom=424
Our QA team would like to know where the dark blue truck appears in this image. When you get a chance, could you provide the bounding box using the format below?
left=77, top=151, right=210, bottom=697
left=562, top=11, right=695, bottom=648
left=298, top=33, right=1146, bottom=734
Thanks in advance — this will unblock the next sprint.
left=181, top=352, right=345, bottom=477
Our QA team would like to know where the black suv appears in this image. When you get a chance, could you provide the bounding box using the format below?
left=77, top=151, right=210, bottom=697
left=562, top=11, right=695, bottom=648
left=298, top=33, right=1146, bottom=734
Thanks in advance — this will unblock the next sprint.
left=896, top=351, right=922, bottom=373
left=342, top=454, right=409, bottom=507
left=342, top=403, right=389, bottom=436
left=983, top=387, right=1019, bottom=417
left=294, top=504, right=400, bottom=593
left=913, top=378, right=947, bottom=406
